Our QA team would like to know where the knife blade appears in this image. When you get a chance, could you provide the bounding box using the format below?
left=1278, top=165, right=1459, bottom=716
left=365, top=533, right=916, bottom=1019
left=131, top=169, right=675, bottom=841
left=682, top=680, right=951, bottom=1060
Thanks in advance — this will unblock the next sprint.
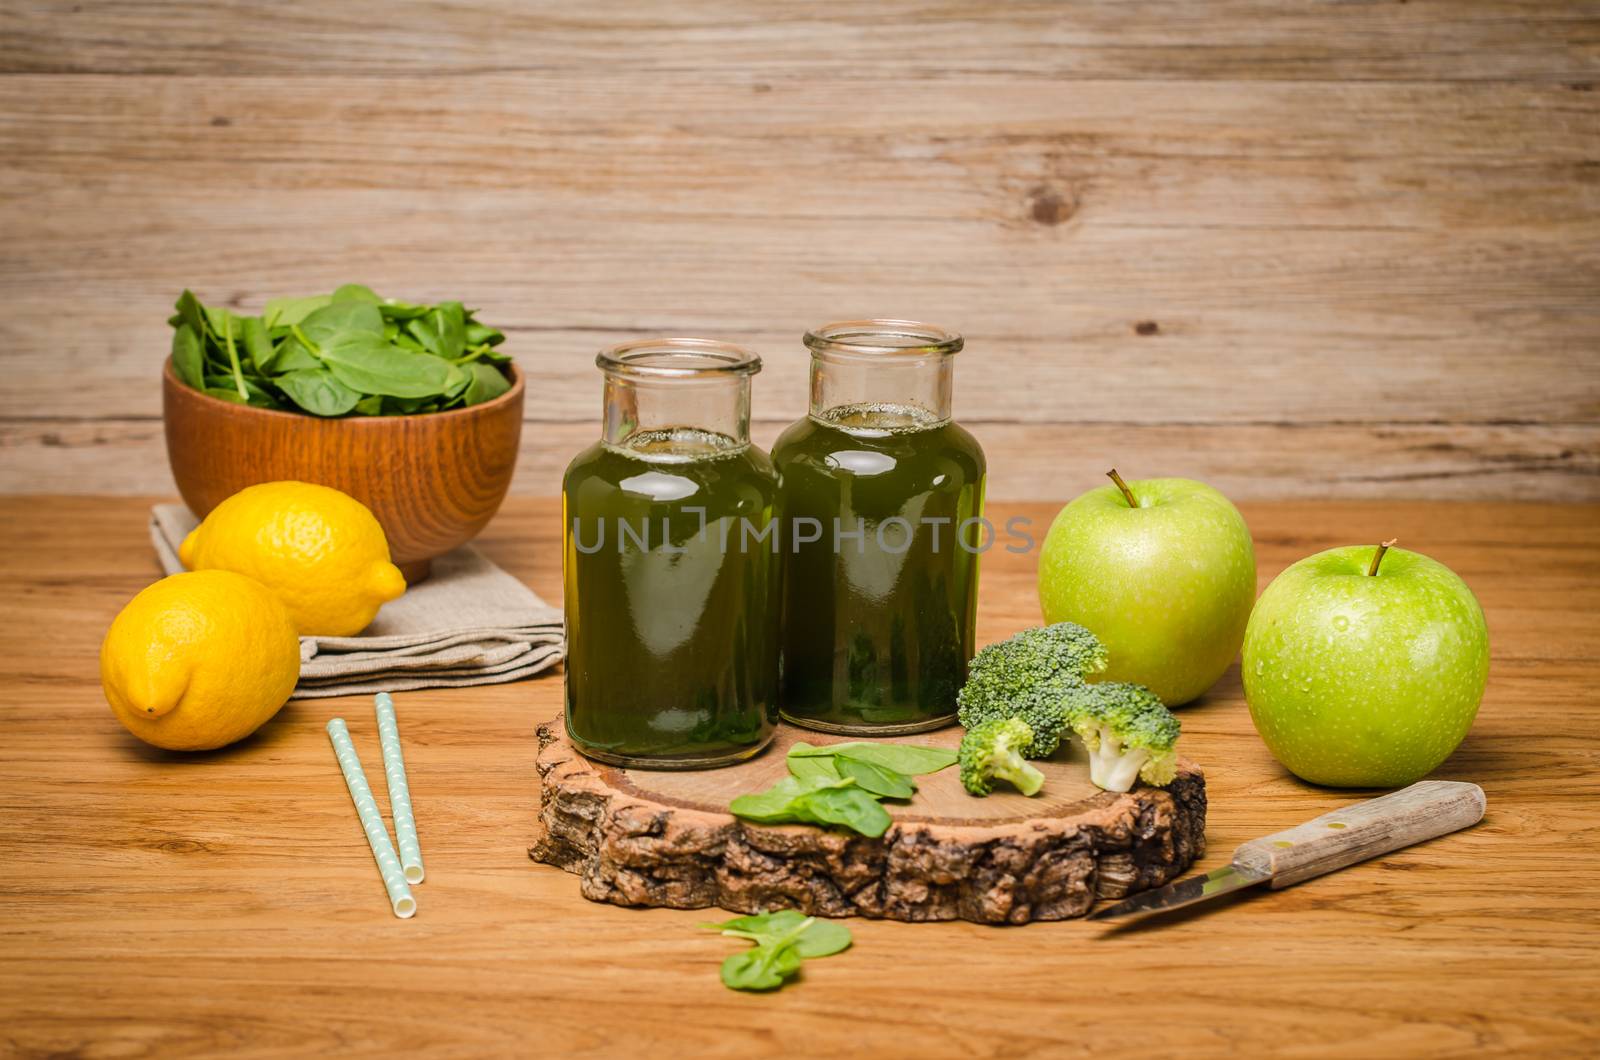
left=1088, top=779, right=1486, bottom=924
left=1087, top=862, right=1269, bottom=920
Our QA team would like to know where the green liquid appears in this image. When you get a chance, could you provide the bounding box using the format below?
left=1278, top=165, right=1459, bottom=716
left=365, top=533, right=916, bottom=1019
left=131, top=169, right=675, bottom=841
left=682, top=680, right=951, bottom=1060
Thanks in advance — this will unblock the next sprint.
left=562, top=429, right=780, bottom=767
left=772, top=403, right=986, bottom=733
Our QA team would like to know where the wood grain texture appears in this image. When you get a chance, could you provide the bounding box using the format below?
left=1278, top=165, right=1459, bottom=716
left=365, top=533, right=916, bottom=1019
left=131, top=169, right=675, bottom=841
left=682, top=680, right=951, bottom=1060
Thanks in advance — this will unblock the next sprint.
left=162, top=361, right=524, bottom=579
left=533, top=719, right=1207, bottom=923
left=1, top=3, right=1597, bottom=501
left=1, top=496, right=1597, bottom=1056
left=7, top=418, right=1594, bottom=500
left=3, top=1, right=1596, bottom=80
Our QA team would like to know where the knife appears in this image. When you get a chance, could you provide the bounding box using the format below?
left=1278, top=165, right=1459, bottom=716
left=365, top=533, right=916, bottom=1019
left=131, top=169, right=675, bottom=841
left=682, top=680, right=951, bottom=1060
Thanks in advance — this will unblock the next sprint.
left=1088, top=779, right=1486, bottom=923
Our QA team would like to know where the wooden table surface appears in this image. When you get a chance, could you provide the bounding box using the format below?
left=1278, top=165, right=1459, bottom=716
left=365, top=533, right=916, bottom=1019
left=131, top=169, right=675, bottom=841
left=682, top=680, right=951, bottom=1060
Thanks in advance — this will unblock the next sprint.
left=2, top=496, right=1597, bottom=1057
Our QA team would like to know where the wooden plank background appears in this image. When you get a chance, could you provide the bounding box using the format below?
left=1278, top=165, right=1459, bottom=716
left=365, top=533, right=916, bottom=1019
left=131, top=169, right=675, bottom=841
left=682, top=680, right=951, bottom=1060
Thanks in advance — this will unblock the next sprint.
left=1, top=2, right=1597, bottom=500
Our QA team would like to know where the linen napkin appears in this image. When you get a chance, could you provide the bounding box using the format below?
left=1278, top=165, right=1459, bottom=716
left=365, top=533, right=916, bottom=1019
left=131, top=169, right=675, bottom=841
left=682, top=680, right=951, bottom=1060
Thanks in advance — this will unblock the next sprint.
left=151, top=504, right=565, bottom=699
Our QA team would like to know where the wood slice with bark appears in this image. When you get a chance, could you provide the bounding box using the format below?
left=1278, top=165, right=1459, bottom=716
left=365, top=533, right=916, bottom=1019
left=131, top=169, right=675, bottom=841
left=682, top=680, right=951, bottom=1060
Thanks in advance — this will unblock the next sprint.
left=531, top=720, right=1205, bottom=924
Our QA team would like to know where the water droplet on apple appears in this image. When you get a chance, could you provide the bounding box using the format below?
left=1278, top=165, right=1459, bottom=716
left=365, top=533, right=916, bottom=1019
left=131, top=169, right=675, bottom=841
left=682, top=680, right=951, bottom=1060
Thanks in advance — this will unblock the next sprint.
left=1332, top=614, right=1350, bottom=631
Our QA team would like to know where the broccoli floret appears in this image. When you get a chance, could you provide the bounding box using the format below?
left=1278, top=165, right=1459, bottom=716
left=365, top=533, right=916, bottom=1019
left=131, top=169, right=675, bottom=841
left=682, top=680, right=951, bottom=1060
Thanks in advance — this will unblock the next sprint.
left=1067, top=682, right=1181, bottom=793
left=958, top=717, right=1046, bottom=797
left=956, top=623, right=1109, bottom=757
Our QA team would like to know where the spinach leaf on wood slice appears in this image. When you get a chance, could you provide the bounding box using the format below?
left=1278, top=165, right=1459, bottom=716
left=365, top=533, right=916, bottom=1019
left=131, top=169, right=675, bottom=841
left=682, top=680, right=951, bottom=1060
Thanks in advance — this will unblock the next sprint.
left=728, top=775, right=828, bottom=821
left=728, top=774, right=892, bottom=837
left=833, top=756, right=916, bottom=799
left=276, top=367, right=362, bottom=416
left=788, top=741, right=958, bottom=776
left=319, top=332, right=455, bottom=398
left=793, top=786, right=893, bottom=836
left=786, top=754, right=841, bottom=784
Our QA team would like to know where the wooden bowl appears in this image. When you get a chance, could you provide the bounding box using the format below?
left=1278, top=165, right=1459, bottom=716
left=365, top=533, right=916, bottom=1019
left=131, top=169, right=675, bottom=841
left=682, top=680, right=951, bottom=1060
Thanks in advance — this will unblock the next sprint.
left=162, top=357, right=524, bottom=583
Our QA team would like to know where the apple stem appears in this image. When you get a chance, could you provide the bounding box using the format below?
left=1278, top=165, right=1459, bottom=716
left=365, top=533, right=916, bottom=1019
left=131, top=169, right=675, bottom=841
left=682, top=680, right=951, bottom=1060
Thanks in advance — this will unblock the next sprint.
left=1367, top=538, right=1399, bottom=576
left=1106, top=468, right=1138, bottom=509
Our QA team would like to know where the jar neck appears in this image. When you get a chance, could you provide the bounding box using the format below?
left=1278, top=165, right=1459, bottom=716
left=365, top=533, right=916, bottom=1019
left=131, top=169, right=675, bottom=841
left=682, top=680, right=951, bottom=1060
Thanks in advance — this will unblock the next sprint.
left=804, top=320, right=963, bottom=427
left=603, top=374, right=752, bottom=452
left=596, top=338, right=760, bottom=457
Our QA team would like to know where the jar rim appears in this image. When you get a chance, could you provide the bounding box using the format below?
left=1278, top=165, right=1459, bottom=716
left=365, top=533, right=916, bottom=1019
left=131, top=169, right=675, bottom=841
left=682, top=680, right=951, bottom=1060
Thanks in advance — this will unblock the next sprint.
left=803, top=319, right=964, bottom=358
left=597, top=337, right=762, bottom=379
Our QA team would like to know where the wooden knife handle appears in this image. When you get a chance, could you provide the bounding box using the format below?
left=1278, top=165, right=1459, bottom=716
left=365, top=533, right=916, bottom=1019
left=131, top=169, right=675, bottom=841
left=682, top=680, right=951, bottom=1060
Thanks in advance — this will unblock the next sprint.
left=1233, top=780, right=1486, bottom=889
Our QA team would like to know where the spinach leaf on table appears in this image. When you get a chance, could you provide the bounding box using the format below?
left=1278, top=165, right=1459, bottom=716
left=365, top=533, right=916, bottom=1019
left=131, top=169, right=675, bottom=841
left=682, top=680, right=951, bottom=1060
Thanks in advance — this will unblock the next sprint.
left=701, top=910, right=852, bottom=992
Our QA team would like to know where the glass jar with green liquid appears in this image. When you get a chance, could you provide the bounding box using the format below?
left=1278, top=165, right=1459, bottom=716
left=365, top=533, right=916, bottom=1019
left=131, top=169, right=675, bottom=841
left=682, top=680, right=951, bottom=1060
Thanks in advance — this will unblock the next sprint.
left=774, top=320, right=985, bottom=734
left=563, top=339, right=779, bottom=768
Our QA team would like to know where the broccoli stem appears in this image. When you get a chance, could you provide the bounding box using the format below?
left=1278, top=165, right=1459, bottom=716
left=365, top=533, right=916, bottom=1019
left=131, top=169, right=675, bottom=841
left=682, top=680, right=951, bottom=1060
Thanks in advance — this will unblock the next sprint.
left=999, top=757, right=1046, bottom=797
left=1087, top=728, right=1152, bottom=793
left=1367, top=538, right=1399, bottom=576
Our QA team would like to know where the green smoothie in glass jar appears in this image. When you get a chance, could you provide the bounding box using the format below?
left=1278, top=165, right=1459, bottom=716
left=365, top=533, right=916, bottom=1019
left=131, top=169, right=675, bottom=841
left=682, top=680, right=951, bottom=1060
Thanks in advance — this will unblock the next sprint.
left=773, top=321, right=985, bottom=734
left=563, top=339, right=779, bottom=768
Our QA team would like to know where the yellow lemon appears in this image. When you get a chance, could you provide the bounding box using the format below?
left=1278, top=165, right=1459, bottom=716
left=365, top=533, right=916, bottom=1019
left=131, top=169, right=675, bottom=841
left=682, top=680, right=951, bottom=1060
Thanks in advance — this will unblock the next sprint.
left=180, top=481, right=406, bottom=636
left=101, top=570, right=301, bottom=751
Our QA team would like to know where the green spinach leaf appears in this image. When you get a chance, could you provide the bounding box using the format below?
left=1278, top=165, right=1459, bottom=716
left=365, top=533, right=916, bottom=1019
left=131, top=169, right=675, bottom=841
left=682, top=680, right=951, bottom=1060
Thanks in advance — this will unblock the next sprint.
left=462, top=362, right=510, bottom=406
left=319, top=332, right=454, bottom=398
left=729, top=775, right=891, bottom=837
left=833, top=756, right=916, bottom=799
left=788, top=741, right=958, bottom=776
left=262, top=294, right=333, bottom=328
left=171, top=324, right=204, bottom=389
left=169, top=286, right=514, bottom=417
left=701, top=911, right=852, bottom=992
left=299, top=301, right=385, bottom=346
left=239, top=316, right=274, bottom=373
left=785, top=754, right=840, bottom=784
left=276, top=367, right=362, bottom=416
left=331, top=283, right=380, bottom=304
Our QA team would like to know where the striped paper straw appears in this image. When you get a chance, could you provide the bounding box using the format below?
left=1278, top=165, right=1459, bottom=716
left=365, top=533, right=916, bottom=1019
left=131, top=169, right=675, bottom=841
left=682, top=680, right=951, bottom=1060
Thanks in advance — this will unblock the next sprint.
left=326, top=718, right=416, bottom=919
left=373, top=692, right=424, bottom=884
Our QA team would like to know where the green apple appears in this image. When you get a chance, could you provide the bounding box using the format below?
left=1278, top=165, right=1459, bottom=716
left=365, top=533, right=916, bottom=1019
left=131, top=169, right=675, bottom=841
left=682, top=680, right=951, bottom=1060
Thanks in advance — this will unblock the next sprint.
left=1242, top=543, right=1488, bottom=787
left=1038, top=473, right=1256, bottom=705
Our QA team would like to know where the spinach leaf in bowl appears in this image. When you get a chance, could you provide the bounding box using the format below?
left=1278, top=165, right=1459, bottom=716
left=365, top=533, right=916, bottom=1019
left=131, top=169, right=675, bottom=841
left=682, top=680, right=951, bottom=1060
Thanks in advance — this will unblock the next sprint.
left=166, top=287, right=513, bottom=416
